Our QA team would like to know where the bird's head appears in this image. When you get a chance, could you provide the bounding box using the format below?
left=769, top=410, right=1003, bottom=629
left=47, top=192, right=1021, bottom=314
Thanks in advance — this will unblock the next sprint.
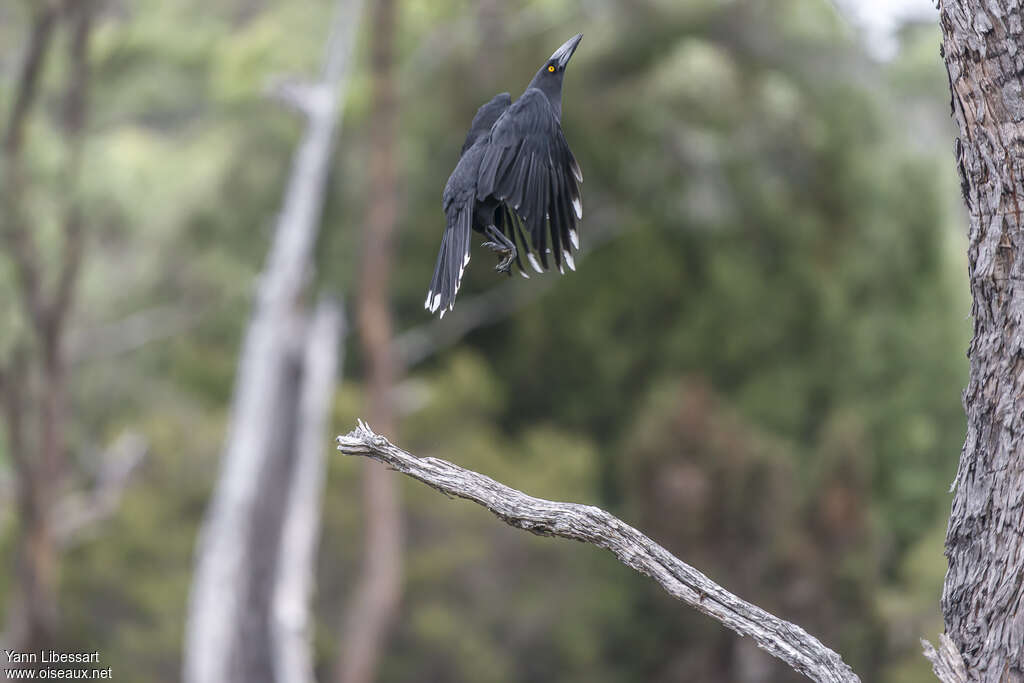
left=528, top=33, right=582, bottom=119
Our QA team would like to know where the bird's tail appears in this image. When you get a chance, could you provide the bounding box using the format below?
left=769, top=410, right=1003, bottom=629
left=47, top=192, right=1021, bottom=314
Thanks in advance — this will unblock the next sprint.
left=425, top=203, right=472, bottom=317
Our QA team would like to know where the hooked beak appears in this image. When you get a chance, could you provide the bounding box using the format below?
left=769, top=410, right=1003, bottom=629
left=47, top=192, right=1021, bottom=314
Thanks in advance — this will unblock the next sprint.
left=550, top=33, right=583, bottom=69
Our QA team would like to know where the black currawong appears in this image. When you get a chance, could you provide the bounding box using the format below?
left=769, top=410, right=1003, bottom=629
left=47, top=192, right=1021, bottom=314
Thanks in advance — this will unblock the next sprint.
left=425, top=33, right=584, bottom=317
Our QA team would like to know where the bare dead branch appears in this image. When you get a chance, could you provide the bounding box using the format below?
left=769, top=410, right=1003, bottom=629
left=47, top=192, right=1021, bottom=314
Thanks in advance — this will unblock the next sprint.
left=922, top=635, right=969, bottom=683
left=336, top=422, right=861, bottom=683
left=52, top=432, right=148, bottom=547
left=265, top=77, right=334, bottom=120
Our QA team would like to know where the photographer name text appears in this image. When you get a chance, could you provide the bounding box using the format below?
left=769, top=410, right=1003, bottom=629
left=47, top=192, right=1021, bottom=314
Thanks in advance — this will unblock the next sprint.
left=5, top=651, right=101, bottom=665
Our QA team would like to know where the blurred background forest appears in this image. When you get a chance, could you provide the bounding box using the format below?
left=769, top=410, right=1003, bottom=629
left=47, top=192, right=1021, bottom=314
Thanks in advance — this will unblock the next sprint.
left=0, top=0, right=969, bottom=681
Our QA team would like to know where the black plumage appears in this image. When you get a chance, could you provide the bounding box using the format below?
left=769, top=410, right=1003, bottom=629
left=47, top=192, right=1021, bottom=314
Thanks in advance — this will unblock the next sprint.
left=426, top=33, right=584, bottom=317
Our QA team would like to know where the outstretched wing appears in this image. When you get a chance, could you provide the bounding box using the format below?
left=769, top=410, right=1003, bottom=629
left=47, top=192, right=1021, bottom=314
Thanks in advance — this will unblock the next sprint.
left=476, top=88, right=582, bottom=272
left=461, top=92, right=512, bottom=156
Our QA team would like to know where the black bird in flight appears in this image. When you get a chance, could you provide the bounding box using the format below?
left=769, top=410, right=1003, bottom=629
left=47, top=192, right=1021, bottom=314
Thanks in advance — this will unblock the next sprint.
left=426, top=33, right=584, bottom=317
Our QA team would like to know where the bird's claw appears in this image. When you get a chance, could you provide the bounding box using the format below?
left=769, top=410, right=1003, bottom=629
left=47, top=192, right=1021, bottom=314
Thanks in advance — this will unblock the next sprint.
left=494, top=249, right=516, bottom=274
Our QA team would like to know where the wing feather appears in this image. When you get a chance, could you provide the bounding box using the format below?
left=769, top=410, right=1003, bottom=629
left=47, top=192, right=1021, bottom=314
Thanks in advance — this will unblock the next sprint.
left=476, top=88, right=582, bottom=272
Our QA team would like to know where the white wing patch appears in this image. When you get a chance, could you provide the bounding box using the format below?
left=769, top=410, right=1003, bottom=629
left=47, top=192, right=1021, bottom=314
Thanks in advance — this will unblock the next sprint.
left=571, top=158, right=583, bottom=183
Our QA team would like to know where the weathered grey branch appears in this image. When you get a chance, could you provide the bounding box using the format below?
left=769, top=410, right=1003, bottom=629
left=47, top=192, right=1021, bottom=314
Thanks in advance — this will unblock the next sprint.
left=336, top=421, right=861, bottom=683
left=922, top=635, right=969, bottom=683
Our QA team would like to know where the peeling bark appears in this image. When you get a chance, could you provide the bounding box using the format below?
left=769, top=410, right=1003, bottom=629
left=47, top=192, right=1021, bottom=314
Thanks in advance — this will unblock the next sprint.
left=938, top=1, right=1024, bottom=680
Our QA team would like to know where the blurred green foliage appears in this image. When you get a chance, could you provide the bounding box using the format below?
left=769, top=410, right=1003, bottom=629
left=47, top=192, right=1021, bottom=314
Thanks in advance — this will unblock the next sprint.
left=1, top=0, right=965, bottom=681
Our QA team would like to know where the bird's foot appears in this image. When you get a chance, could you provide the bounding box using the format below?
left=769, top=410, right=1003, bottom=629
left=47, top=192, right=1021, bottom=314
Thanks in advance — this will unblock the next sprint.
left=481, top=235, right=515, bottom=274
left=494, top=247, right=516, bottom=275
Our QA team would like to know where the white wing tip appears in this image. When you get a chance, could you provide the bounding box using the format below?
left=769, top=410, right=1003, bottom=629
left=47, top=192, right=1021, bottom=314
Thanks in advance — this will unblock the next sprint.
left=430, top=292, right=442, bottom=313
left=563, top=250, right=575, bottom=271
left=569, top=229, right=579, bottom=249
left=572, top=160, right=583, bottom=183
left=571, top=196, right=582, bottom=219
left=528, top=253, right=543, bottom=273
left=519, top=270, right=530, bottom=279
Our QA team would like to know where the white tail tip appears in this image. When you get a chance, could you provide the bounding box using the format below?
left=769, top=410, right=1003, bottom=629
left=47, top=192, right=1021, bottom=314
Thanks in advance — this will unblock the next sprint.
left=528, top=253, right=543, bottom=273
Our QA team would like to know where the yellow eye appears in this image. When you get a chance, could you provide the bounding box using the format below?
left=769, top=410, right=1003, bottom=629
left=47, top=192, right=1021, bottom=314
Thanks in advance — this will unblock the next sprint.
left=548, top=65, right=555, bottom=72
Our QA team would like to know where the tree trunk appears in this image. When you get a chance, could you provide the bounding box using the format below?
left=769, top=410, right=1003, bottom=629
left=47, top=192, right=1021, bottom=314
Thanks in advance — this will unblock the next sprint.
left=271, top=300, right=345, bottom=683
left=336, top=1, right=404, bottom=681
left=1, top=0, right=92, bottom=658
left=938, top=1, right=1024, bottom=680
left=182, top=3, right=360, bottom=681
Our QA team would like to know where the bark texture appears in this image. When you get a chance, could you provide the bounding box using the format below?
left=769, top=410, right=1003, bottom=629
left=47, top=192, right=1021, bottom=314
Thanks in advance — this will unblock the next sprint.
left=336, top=0, right=404, bottom=682
left=336, top=422, right=860, bottom=683
left=924, top=634, right=970, bottom=683
left=938, top=1, right=1024, bottom=680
